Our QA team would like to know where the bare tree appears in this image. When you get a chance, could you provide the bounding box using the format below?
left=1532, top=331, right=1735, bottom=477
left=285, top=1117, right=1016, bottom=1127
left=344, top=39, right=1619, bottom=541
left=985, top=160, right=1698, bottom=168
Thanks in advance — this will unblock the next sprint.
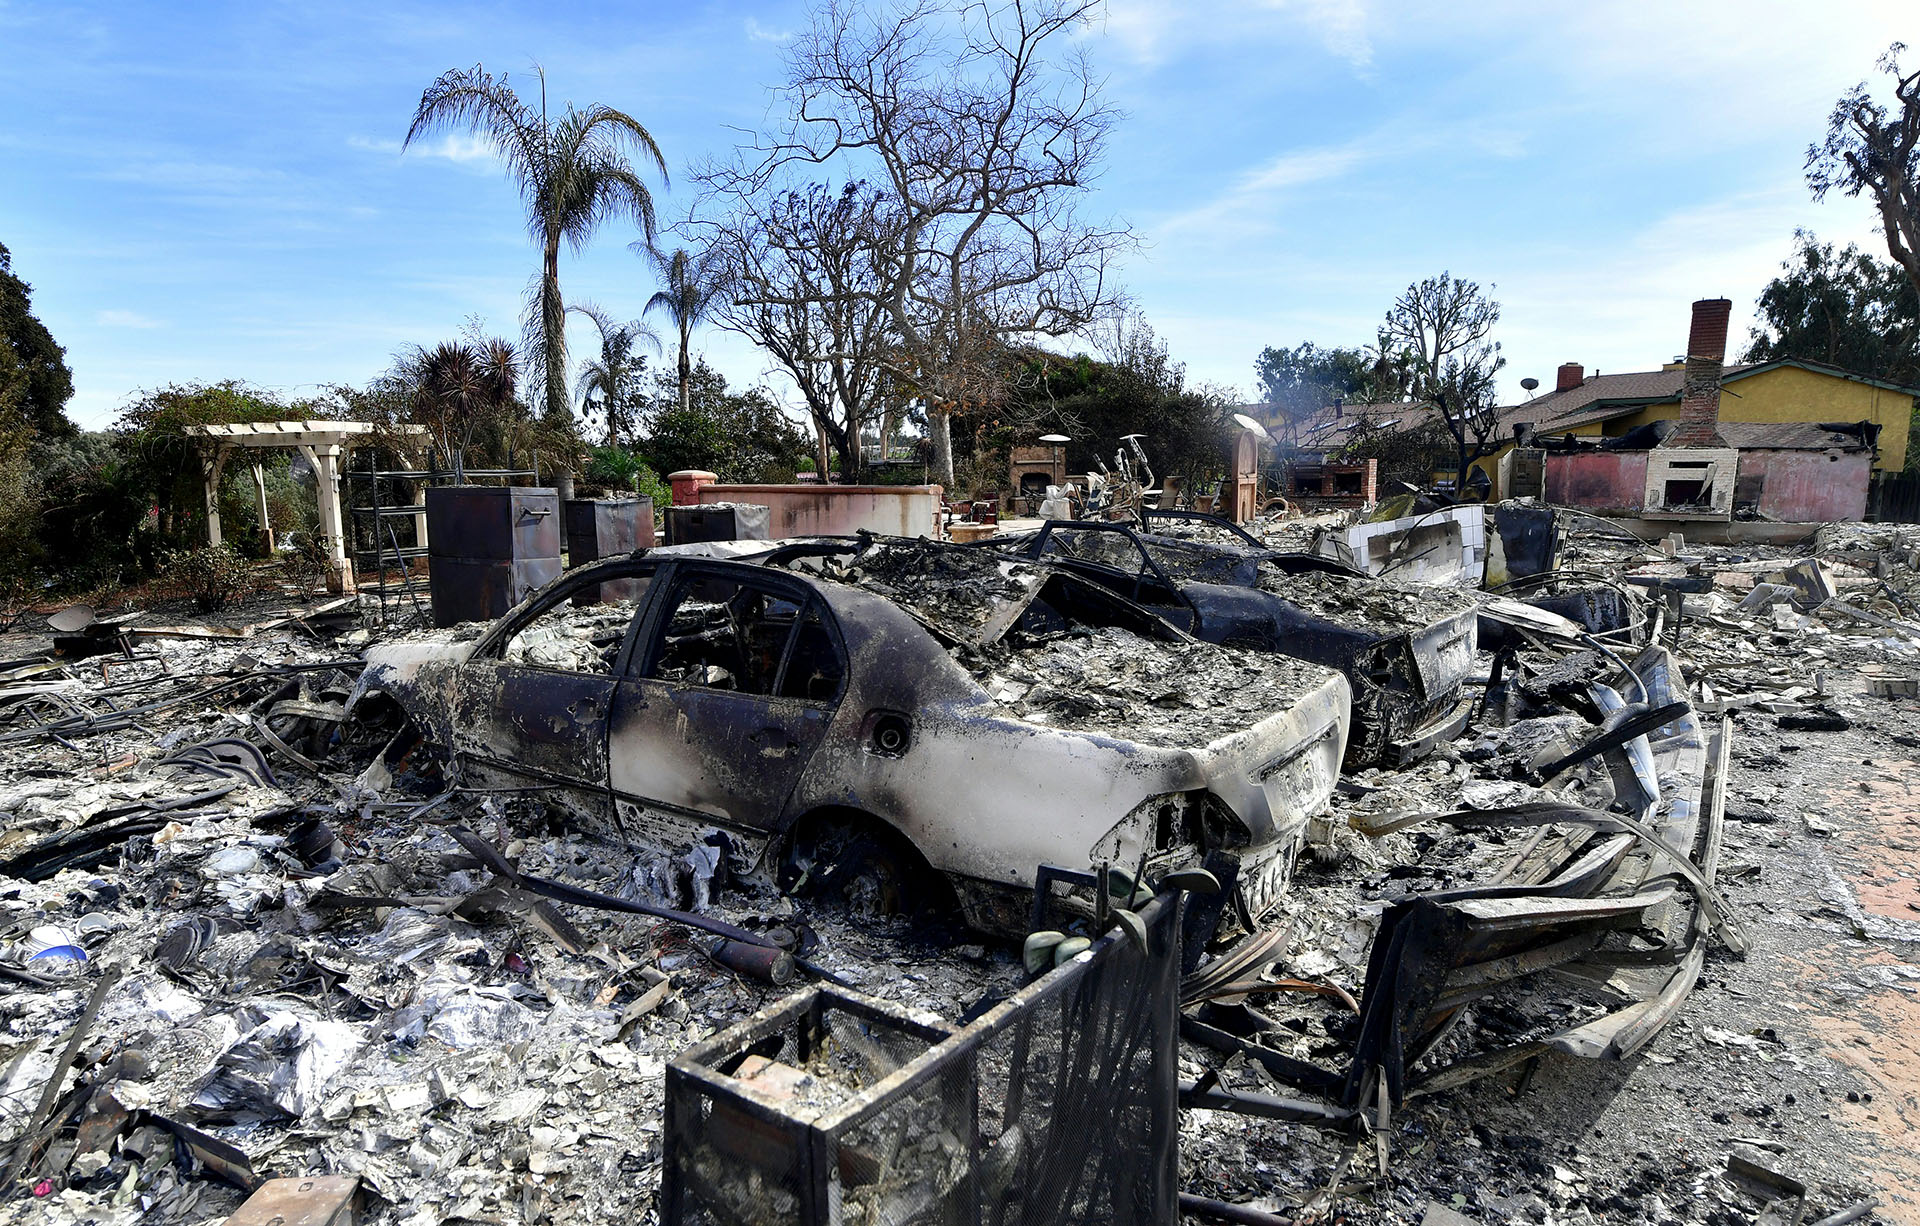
left=707, top=0, right=1133, bottom=486
left=1809, top=43, right=1920, bottom=300
left=709, top=183, right=903, bottom=482
left=1381, top=273, right=1507, bottom=491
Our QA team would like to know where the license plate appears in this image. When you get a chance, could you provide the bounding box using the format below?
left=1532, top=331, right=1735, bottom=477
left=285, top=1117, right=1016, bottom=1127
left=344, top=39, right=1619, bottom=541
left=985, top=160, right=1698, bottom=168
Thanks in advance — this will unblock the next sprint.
left=1236, top=849, right=1292, bottom=922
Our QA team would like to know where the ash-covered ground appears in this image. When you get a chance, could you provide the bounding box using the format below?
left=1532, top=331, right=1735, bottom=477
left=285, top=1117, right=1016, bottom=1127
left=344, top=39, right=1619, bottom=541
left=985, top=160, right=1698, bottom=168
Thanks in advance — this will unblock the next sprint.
left=2, top=520, right=1918, bottom=1225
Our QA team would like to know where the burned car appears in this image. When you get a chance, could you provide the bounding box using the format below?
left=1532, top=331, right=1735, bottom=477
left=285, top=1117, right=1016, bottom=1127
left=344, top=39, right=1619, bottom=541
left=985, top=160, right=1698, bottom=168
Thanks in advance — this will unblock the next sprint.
left=993, top=520, right=1480, bottom=769
left=350, top=547, right=1351, bottom=934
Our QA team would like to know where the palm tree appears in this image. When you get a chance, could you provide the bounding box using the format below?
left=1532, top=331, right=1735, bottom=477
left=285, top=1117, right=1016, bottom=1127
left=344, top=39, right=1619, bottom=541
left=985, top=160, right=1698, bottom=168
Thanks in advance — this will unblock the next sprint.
left=406, top=338, right=523, bottom=475
left=639, top=244, right=724, bottom=415
left=406, top=65, right=667, bottom=428
left=569, top=304, right=658, bottom=449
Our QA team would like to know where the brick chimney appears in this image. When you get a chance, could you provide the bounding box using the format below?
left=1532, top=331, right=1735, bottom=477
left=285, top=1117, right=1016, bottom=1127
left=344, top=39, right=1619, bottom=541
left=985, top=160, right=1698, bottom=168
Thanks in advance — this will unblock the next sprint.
left=1555, top=362, right=1584, bottom=392
left=1666, top=298, right=1731, bottom=448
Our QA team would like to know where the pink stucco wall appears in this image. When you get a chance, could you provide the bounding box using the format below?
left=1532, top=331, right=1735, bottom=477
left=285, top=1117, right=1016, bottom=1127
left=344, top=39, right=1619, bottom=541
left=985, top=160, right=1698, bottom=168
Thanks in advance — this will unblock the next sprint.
left=1544, top=451, right=1651, bottom=515
left=1742, top=450, right=1871, bottom=523
left=696, top=484, right=943, bottom=538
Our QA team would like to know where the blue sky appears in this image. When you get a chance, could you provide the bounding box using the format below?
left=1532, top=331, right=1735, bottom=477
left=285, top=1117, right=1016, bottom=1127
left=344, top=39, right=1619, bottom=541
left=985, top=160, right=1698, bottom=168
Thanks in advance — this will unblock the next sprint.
left=0, top=0, right=1909, bottom=430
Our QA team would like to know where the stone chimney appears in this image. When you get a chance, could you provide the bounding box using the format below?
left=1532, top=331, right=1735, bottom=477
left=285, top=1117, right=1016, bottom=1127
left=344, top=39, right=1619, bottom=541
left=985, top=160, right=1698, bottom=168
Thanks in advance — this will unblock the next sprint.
left=1666, top=298, right=1731, bottom=448
left=1555, top=362, right=1584, bottom=392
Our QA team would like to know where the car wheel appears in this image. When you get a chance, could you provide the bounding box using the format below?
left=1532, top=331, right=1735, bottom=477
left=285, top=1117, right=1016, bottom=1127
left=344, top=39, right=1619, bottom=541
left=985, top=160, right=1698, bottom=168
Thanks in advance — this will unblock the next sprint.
left=782, top=817, right=942, bottom=921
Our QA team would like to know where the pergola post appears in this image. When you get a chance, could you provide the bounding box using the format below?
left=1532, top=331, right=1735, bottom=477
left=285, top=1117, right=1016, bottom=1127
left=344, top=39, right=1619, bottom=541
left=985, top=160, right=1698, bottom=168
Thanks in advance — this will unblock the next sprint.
left=300, top=442, right=353, bottom=594
left=201, top=446, right=232, bottom=547
left=250, top=462, right=273, bottom=553
left=182, top=422, right=426, bottom=598
left=408, top=448, right=430, bottom=553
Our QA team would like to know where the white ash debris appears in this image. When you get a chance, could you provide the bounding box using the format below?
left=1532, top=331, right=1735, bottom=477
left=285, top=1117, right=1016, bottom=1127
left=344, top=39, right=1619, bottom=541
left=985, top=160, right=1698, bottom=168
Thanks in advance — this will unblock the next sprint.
left=1252, top=565, right=1481, bottom=633
left=969, top=625, right=1336, bottom=748
left=500, top=600, right=641, bottom=671
left=4, top=514, right=1914, bottom=1225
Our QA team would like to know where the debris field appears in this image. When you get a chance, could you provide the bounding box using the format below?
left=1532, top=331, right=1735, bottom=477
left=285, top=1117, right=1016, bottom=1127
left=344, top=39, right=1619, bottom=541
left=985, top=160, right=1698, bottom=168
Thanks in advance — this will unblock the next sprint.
left=1, top=507, right=1917, bottom=1226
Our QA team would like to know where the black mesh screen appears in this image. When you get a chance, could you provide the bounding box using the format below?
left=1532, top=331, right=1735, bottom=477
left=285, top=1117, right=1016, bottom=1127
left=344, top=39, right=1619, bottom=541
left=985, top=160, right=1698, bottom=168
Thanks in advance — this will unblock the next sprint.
left=663, top=898, right=1180, bottom=1226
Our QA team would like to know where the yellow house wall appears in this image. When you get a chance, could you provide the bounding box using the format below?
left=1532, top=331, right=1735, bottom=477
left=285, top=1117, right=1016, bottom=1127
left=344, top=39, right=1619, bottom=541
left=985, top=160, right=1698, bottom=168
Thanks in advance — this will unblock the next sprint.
left=1601, top=366, right=1913, bottom=473
left=1424, top=448, right=1513, bottom=498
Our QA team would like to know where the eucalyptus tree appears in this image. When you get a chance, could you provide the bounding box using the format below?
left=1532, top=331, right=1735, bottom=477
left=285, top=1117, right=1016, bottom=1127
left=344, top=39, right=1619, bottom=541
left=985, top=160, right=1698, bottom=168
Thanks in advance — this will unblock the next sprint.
left=569, top=304, right=659, bottom=449
left=707, top=182, right=903, bottom=481
left=1809, top=44, right=1920, bottom=299
left=1380, top=273, right=1507, bottom=489
left=406, top=65, right=667, bottom=427
left=639, top=244, right=726, bottom=415
left=705, top=0, right=1133, bottom=485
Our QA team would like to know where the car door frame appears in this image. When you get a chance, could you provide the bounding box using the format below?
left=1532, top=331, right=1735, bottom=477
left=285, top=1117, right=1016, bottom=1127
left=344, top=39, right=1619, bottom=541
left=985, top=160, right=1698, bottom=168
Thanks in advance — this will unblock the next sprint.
left=449, top=558, right=663, bottom=805
left=1020, top=520, right=1204, bottom=633
left=606, top=558, right=851, bottom=841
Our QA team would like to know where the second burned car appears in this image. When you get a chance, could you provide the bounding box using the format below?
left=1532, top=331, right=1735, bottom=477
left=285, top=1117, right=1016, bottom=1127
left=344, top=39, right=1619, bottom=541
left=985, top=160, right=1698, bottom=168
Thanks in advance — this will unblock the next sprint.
left=993, top=519, right=1481, bottom=769
left=349, top=542, right=1351, bottom=934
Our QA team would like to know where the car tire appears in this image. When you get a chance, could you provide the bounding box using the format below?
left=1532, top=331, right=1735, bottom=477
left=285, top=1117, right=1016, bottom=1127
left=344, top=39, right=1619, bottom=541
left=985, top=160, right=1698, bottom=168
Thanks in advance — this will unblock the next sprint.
left=781, top=815, right=947, bottom=921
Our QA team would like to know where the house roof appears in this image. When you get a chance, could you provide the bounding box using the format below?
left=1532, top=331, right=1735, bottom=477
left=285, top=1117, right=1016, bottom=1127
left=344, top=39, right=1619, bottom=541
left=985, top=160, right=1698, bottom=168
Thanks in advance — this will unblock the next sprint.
left=1517, top=367, right=1732, bottom=432
left=1717, top=421, right=1875, bottom=451
left=1239, top=399, right=1537, bottom=450
left=1517, top=358, right=1920, bottom=434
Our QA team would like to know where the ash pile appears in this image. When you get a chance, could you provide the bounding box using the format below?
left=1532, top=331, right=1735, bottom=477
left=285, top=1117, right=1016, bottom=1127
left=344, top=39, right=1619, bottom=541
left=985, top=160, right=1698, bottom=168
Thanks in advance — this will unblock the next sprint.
left=0, top=507, right=1906, bottom=1225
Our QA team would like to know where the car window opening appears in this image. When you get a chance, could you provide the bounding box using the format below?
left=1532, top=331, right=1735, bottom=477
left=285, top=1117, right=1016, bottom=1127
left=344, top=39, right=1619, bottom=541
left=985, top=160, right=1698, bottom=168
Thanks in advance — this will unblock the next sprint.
left=1007, top=574, right=1177, bottom=646
left=648, top=576, right=845, bottom=701
left=500, top=596, right=643, bottom=674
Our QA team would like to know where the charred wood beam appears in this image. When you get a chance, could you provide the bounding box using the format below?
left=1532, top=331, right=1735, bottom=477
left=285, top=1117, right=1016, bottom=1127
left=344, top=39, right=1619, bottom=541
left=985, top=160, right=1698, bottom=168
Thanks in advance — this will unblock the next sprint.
left=1180, top=1016, right=1345, bottom=1097
left=1177, top=1080, right=1354, bottom=1128
left=447, top=826, right=845, bottom=984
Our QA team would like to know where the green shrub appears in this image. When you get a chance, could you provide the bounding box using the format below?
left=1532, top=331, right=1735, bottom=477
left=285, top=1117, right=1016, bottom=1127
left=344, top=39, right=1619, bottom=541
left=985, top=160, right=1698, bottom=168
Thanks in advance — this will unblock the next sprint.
left=584, top=446, right=672, bottom=508
left=163, top=543, right=252, bottom=613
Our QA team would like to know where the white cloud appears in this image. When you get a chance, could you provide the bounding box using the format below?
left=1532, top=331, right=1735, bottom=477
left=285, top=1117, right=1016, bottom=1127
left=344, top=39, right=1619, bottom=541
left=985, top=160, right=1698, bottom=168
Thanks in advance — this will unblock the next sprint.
left=1287, top=0, right=1370, bottom=70
left=1492, top=188, right=1888, bottom=397
left=1100, top=0, right=1370, bottom=70
left=350, top=133, right=494, bottom=165
left=1156, top=141, right=1369, bottom=236
left=744, top=17, right=792, bottom=44
left=95, top=308, right=160, bottom=329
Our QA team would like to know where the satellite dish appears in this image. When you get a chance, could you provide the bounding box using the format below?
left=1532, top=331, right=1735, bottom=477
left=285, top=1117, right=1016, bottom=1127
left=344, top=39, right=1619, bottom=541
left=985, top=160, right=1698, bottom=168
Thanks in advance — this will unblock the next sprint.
left=1038, top=433, right=1070, bottom=444
left=48, top=605, right=96, bottom=633
left=1520, top=377, right=1540, bottom=393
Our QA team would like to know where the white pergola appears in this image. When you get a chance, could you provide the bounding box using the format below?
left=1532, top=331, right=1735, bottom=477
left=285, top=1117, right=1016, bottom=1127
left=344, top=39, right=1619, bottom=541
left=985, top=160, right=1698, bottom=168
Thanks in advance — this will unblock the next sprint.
left=184, top=421, right=430, bottom=594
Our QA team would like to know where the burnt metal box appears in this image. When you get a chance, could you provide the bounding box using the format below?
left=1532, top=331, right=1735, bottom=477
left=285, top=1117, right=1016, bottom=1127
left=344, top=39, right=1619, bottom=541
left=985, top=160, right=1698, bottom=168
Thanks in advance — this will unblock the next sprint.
left=566, top=497, right=655, bottom=605
left=426, top=486, right=564, bottom=627
left=661, top=897, right=1179, bottom=1226
left=666, top=502, right=771, bottom=546
left=565, top=496, right=657, bottom=562
left=426, top=485, right=561, bottom=561
left=428, top=556, right=563, bottom=626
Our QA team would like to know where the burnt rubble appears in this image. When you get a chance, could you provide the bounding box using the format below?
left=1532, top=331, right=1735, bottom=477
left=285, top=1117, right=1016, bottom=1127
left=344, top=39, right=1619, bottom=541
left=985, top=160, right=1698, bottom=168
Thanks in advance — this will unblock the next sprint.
left=1, top=509, right=1914, bottom=1225
left=971, top=625, right=1332, bottom=749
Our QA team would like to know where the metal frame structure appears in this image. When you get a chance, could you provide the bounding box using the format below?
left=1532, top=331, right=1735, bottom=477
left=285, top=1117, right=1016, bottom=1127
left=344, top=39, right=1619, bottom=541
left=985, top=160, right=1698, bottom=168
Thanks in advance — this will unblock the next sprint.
left=663, top=896, right=1181, bottom=1226
left=183, top=421, right=429, bottom=594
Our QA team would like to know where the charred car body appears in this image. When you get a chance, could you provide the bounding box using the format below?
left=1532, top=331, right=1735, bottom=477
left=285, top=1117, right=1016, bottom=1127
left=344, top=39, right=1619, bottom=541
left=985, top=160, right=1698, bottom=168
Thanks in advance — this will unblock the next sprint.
left=349, top=546, right=1351, bottom=934
left=991, top=520, right=1480, bottom=769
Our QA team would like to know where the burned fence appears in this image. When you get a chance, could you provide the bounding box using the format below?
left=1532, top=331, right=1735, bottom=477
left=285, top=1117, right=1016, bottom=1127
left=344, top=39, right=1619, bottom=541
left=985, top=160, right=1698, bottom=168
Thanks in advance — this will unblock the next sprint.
left=661, top=897, right=1180, bottom=1226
